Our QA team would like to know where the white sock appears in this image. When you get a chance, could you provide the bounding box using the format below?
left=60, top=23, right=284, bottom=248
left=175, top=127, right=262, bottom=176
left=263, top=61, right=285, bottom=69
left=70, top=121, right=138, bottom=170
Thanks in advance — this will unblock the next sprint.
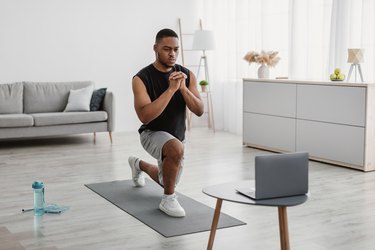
left=163, top=193, right=176, bottom=199
left=135, top=158, right=141, bottom=171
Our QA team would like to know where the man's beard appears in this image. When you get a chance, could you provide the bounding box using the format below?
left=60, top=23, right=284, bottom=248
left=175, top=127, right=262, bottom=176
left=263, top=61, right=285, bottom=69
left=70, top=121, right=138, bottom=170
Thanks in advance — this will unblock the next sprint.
left=157, top=53, right=175, bottom=69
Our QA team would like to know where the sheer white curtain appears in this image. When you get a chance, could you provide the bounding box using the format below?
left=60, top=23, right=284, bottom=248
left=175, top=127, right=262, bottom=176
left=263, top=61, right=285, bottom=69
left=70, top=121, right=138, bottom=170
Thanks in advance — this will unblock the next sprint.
left=329, top=0, right=375, bottom=82
left=202, top=0, right=375, bottom=135
left=289, top=0, right=332, bottom=80
left=203, top=0, right=288, bottom=134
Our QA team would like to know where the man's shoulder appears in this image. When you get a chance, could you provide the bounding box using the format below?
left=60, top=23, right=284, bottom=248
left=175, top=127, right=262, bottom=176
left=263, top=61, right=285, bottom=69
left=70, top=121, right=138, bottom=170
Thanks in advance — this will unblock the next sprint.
left=136, top=64, right=154, bottom=76
left=133, top=64, right=154, bottom=83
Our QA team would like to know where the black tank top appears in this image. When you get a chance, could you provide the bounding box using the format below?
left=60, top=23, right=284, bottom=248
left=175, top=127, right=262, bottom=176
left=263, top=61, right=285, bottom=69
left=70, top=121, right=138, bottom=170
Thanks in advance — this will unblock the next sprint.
left=135, top=63, right=190, bottom=141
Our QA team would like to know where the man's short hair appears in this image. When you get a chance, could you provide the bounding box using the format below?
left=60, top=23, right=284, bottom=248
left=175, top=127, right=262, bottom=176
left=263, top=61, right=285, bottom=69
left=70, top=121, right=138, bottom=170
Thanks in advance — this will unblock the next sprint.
left=155, top=29, right=178, bottom=43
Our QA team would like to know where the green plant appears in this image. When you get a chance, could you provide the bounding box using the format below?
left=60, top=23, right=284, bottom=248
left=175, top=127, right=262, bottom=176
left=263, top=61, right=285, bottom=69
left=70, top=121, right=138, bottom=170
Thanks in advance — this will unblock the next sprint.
left=199, top=80, right=209, bottom=86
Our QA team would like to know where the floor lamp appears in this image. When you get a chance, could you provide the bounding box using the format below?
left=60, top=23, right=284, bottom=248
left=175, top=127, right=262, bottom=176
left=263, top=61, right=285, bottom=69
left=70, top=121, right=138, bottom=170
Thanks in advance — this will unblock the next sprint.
left=192, top=30, right=215, bottom=84
left=347, top=48, right=364, bottom=82
left=192, top=30, right=215, bottom=132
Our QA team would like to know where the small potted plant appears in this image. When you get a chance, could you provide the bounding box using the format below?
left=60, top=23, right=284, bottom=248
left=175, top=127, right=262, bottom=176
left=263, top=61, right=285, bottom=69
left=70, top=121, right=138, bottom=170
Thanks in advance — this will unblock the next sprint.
left=199, top=80, right=209, bottom=92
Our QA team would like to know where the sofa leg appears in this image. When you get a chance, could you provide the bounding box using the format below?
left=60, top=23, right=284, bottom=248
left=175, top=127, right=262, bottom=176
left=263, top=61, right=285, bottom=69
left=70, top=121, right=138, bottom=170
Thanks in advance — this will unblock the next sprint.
left=93, top=132, right=96, bottom=144
left=109, top=131, right=113, bottom=144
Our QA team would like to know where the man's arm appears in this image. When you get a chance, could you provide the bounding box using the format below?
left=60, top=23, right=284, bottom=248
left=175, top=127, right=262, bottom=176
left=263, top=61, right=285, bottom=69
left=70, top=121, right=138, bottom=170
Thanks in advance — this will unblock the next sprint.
left=132, top=76, right=179, bottom=124
left=179, top=71, right=204, bottom=116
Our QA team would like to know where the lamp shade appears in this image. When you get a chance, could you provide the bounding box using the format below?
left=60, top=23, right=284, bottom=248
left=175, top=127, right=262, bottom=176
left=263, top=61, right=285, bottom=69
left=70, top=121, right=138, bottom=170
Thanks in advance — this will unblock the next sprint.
left=347, top=48, right=364, bottom=64
left=192, top=30, right=215, bottom=51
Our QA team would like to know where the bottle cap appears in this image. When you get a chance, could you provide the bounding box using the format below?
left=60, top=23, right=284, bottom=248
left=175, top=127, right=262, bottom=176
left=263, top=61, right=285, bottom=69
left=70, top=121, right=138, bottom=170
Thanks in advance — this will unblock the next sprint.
left=32, top=181, right=44, bottom=189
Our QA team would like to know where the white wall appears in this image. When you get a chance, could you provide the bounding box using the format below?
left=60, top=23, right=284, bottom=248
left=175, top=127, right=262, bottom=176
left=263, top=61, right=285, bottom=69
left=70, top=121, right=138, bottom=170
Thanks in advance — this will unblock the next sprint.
left=0, top=0, right=203, bottom=132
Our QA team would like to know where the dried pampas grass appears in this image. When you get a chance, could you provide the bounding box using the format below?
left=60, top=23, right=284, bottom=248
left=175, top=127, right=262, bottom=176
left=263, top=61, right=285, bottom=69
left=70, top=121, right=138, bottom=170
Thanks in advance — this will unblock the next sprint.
left=244, top=50, right=280, bottom=67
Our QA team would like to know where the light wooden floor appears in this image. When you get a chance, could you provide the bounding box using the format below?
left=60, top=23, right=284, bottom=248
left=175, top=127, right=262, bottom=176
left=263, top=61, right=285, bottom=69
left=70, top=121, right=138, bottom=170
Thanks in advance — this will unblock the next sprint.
left=1, top=128, right=375, bottom=250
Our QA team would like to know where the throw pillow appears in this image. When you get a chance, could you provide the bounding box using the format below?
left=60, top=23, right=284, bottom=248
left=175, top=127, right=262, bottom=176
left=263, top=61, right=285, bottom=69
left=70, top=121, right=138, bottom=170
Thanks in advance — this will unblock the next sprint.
left=64, top=85, right=94, bottom=112
left=90, top=88, right=107, bottom=111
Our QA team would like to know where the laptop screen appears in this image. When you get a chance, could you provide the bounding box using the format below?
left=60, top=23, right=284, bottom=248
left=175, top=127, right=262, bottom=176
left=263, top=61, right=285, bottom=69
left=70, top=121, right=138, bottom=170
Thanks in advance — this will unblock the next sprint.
left=255, top=152, right=309, bottom=199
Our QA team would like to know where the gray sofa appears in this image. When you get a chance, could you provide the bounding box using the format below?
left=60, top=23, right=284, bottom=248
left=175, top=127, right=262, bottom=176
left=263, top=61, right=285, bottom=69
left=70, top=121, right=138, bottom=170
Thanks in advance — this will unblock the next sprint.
left=0, top=81, right=114, bottom=142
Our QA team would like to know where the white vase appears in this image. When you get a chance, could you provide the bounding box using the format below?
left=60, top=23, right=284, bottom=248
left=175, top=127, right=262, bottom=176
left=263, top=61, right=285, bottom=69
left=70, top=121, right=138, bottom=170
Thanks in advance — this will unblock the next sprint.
left=257, top=64, right=270, bottom=79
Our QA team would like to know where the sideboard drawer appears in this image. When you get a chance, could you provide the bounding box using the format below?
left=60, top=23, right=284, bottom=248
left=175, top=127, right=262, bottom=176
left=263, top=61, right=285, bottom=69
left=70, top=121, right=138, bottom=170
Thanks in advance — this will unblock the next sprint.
left=243, top=81, right=296, bottom=117
left=297, top=84, right=366, bottom=126
left=296, top=119, right=365, bottom=166
left=243, top=112, right=296, bottom=152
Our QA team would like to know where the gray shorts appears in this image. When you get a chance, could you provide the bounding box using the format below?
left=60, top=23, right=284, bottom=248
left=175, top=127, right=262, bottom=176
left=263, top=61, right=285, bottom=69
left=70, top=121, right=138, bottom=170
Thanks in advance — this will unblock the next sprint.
left=140, top=130, right=185, bottom=186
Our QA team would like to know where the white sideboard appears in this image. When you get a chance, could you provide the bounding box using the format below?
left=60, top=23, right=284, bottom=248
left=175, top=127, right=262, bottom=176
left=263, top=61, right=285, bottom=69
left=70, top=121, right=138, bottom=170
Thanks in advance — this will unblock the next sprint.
left=243, top=78, right=375, bottom=171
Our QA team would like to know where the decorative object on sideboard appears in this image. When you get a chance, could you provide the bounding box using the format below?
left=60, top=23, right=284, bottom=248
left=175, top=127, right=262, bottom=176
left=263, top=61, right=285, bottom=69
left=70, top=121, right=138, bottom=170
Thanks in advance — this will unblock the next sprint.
left=199, top=80, right=209, bottom=92
left=243, top=50, right=280, bottom=79
left=330, top=68, right=345, bottom=81
left=257, top=63, right=270, bottom=79
left=347, top=48, right=364, bottom=82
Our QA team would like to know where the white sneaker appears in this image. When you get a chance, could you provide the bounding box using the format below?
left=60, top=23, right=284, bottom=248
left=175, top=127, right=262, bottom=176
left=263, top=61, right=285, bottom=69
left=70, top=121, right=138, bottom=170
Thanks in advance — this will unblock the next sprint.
left=159, top=193, right=186, bottom=217
left=128, top=156, right=145, bottom=187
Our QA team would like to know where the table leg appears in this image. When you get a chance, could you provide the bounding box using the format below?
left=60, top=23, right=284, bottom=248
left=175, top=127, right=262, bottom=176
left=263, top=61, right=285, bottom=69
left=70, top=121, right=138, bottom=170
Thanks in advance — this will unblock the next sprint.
left=278, top=206, right=290, bottom=250
left=207, top=198, right=223, bottom=250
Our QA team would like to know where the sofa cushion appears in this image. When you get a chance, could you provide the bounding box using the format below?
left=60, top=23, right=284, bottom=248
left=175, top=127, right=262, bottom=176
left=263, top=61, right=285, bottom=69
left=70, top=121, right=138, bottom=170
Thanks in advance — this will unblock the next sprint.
left=23, top=81, right=94, bottom=113
left=0, top=114, right=34, bottom=128
left=0, top=82, right=23, bottom=114
left=31, top=111, right=108, bottom=126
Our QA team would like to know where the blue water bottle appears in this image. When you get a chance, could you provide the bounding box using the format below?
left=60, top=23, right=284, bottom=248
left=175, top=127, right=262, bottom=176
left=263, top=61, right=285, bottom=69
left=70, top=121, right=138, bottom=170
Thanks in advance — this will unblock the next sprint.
left=32, top=181, right=45, bottom=216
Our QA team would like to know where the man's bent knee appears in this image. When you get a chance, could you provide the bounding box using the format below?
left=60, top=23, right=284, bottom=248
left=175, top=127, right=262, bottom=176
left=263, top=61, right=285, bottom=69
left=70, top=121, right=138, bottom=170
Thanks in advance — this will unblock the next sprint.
left=162, top=139, right=184, bottom=163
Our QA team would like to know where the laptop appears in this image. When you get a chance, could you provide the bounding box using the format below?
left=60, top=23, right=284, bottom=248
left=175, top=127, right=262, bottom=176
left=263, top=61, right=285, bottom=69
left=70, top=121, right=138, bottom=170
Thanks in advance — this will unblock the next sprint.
left=236, top=152, right=309, bottom=200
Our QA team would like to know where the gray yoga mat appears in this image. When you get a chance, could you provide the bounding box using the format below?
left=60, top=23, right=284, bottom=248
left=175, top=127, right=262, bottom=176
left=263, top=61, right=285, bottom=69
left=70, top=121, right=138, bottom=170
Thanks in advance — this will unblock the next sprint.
left=85, top=179, right=246, bottom=237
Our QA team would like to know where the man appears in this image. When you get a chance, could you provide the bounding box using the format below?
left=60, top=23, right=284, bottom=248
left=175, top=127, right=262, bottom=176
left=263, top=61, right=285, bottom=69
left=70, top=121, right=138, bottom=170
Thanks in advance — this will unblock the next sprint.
left=129, top=28, right=204, bottom=217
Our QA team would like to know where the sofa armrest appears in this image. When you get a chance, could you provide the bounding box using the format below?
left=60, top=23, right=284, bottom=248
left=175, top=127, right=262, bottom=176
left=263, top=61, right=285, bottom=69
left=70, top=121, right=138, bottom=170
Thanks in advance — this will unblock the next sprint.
left=102, top=91, right=115, bottom=132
